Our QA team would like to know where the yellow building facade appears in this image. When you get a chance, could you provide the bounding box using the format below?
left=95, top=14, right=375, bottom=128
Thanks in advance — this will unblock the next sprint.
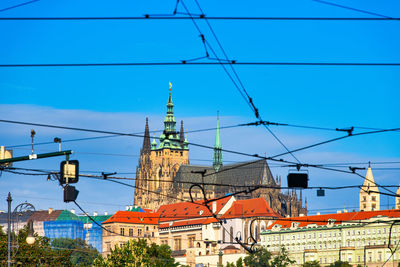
left=262, top=210, right=400, bottom=266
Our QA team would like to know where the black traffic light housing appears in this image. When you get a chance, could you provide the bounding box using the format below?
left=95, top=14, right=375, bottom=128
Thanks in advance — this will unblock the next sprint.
left=60, top=160, right=79, bottom=184
left=287, top=173, right=308, bottom=189
left=64, top=185, right=79, bottom=202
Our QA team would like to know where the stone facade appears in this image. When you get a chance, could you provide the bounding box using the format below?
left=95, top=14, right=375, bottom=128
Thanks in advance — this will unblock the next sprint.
left=101, top=211, right=159, bottom=256
left=134, top=90, right=307, bottom=217
left=261, top=209, right=400, bottom=266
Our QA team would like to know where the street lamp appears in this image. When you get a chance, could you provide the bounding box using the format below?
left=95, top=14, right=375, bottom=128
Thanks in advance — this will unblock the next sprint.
left=26, top=220, right=35, bottom=245
left=6, top=192, right=36, bottom=267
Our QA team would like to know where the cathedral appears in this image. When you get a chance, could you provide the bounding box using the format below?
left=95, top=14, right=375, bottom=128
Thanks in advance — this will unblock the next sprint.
left=134, top=90, right=307, bottom=217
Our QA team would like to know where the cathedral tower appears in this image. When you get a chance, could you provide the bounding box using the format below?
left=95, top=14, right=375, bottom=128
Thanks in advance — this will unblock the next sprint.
left=360, top=163, right=380, bottom=211
left=133, top=118, right=151, bottom=206
left=134, top=86, right=189, bottom=210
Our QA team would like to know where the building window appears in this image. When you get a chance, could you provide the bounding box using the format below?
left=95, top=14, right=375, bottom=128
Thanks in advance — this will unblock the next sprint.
left=129, top=229, right=133, bottom=237
left=174, top=238, right=182, bottom=251
left=138, top=229, right=142, bottom=236
left=120, top=227, right=125, bottom=236
left=372, top=196, right=376, bottom=201
left=188, top=236, right=195, bottom=248
left=230, top=227, right=234, bottom=243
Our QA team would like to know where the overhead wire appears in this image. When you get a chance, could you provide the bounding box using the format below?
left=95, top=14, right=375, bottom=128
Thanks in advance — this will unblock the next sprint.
left=1, top=119, right=399, bottom=191
left=312, top=0, right=392, bottom=19
left=0, top=16, right=399, bottom=21
left=2, top=62, right=399, bottom=67
left=0, top=0, right=39, bottom=13
left=179, top=0, right=301, bottom=164
left=3, top=166, right=400, bottom=194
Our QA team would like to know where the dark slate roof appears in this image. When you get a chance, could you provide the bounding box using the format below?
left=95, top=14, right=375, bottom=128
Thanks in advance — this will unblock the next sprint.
left=28, top=209, right=62, bottom=222
left=174, top=160, right=275, bottom=192
left=0, top=211, right=34, bottom=224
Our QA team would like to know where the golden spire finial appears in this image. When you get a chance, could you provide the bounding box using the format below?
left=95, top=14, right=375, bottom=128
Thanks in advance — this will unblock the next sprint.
left=169, top=82, right=172, bottom=91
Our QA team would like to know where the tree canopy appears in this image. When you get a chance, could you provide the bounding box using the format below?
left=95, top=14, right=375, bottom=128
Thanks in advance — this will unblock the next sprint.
left=302, top=260, right=321, bottom=267
left=93, top=239, right=180, bottom=267
left=0, top=225, right=71, bottom=266
left=327, top=261, right=352, bottom=267
left=51, top=237, right=99, bottom=266
left=226, top=246, right=295, bottom=267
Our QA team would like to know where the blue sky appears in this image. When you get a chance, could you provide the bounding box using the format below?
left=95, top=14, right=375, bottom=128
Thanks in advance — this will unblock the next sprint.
left=0, top=0, right=399, bottom=215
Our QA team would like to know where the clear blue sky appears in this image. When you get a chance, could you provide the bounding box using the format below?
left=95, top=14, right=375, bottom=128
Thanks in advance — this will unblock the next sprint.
left=0, top=0, right=399, bottom=215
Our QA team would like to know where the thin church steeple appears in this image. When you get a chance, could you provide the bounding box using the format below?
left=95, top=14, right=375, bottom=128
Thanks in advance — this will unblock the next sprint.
left=213, top=112, right=223, bottom=172
left=163, top=83, right=176, bottom=134
left=142, top=118, right=151, bottom=154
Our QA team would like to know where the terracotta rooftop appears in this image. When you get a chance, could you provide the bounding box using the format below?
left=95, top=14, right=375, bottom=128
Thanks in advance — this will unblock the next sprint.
left=102, top=211, right=159, bottom=225
left=221, top=198, right=281, bottom=219
left=157, top=196, right=232, bottom=222
left=267, top=209, right=400, bottom=230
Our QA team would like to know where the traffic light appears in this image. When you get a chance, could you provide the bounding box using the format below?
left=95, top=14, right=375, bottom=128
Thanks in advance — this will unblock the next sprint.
left=60, top=160, right=79, bottom=184
left=287, top=173, right=308, bottom=188
left=317, top=188, right=325, bottom=197
left=64, top=185, right=79, bottom=202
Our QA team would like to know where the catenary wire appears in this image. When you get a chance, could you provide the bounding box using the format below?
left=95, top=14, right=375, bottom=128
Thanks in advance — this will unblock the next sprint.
left=0, top=16, right=399, bottom=21
left=0, top=0, right=39, bottom=13
left=1, top=119, right=399, bottom=187
left=1, top=62, right=399, bottom=67
left=312, top=0, right=392, bottom=19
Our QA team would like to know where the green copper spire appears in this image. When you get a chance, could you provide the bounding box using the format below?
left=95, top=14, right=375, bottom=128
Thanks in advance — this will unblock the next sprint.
left=163, top=88, right=176, bottom=134
left=213, top=112, right=222, bottom=172
left=155, top=83, right=188, bottom=151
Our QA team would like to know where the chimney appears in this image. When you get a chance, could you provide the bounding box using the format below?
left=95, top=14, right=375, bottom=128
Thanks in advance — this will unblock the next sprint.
left=317, top=212, right=320, bottom=215
left=126, top=205, right=129, bottom=211
left=48, top=208, right=53, bottom=214
left=212, top=201, right=217, bottom=213
left=343, top=209, right=348, bottom=213
left=93, top=211, right=98, bottom=216
left=337, top=210, right=342, bottom=214
left=71, top=209, right=75, bottom=214
left=104, top=211, right=108, bottom=215
left=299, top=214, right=304, bottom=217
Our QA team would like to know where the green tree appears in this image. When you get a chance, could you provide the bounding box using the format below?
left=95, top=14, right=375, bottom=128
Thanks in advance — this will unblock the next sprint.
left=302, top=260, right=321, bottom=267
left=243, top=246, right=295, bottom=267
left=0, top=225, right=71, bottom=266
left=93, top=238, right=179, bottom=267
left=51, top=237, right=99, bottom=266
left=236, top=257, right=244, bottom=267
left=327, top=261, right=352, bottom=267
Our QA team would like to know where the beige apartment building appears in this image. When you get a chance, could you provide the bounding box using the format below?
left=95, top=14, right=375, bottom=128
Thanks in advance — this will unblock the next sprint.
left=101, top=210, right=159, bottom=256
left=262, top=209, right=400, bottom=266
left=157, top=196, right=236, bottom=266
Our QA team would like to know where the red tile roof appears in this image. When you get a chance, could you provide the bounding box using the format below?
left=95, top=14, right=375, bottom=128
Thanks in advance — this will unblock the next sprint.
left=268, top=209, right=400, bottom=230
left=157, top=196, right=232, bottom=222
left=103, top=211, right=159, bottom=225
left=221, top=198, right=281, bottom=219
